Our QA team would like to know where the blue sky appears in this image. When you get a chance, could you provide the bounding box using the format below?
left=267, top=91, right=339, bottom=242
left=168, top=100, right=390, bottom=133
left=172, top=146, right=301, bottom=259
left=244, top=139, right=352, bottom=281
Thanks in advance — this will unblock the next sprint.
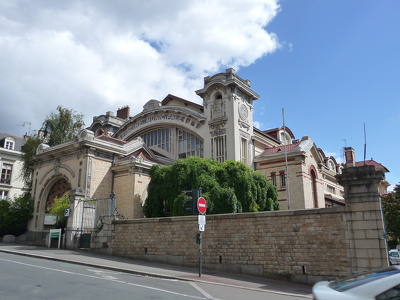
left=241, top=0, right=400, bottom=189
left=1, top=0, right=398, bottom=189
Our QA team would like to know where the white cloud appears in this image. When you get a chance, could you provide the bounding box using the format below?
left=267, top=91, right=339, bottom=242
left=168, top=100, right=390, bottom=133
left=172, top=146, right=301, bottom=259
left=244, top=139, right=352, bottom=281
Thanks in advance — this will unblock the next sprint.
left=0, top=0, right=281, bottom=136
left=253, top=121, right=264, bottom=129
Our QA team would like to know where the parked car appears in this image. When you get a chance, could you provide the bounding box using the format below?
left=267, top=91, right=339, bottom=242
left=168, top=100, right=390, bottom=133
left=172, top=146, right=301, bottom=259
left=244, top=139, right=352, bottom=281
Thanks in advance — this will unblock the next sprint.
left=389, top=250, right=400, bottom=265
left=313, top=266, right=400, bottom=300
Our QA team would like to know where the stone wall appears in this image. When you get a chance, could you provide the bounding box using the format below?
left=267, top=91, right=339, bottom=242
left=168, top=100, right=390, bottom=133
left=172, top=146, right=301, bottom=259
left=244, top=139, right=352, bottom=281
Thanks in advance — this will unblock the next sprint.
left=110, top=208, right=351, bottom=283
left=91, top=165, right=389, bottom=284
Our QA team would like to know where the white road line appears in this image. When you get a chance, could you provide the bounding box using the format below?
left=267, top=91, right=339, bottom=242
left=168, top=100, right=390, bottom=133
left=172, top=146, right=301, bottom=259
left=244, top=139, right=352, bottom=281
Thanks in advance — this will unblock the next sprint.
left=0, top=258, right=206, bottom=299
left=190, top=282, right=217, bottom=300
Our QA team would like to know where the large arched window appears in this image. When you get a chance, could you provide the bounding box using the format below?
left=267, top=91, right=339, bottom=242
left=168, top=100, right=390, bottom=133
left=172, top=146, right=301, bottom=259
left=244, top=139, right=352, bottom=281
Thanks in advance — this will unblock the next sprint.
left=142, top=128, right=171, bottom=152
left=142, top=128, right=203, bottom=159
left=178, top=130, right=203, bottom=158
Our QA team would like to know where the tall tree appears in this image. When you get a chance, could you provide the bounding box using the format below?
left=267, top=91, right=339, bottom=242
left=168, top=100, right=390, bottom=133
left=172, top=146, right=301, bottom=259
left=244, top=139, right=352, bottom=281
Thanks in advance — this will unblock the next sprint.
left=20, top=135, right=41, bottom=189
left=41, top=105, right=85, bottom=146
left=382, top=184, right=400, bottom=249
left=20, top=106, right=85, bottom=188
left=143, top=157, right=279, bottom=218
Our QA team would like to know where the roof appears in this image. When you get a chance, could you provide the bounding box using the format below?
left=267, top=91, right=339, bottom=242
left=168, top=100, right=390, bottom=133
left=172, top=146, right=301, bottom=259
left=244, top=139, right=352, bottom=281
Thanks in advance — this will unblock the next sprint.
left=263, top=127, right=295, bottom=140
left=119, top=150, right=163, bottom=164
left=259, top=141, right=300, bottom=155
left=0, top=131, right=26, bottom=151
left=355, top=160, right=389, bottom=172
left=95, top=134, right=127, bottom=145
left=161, top=94, right=203, bottom=110
left=253, top=127, right=281, bottom=144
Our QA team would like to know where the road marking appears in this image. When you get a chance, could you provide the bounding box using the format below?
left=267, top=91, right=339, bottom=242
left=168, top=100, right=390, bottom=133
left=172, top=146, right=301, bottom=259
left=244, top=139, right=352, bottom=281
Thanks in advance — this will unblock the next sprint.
left=0, top=258, right=205, bottom=299
left=190, top=282, right=217, bottom=299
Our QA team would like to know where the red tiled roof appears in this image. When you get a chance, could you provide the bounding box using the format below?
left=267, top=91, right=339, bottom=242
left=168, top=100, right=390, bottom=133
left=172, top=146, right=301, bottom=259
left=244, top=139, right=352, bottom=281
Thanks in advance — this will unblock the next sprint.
left=119, top=151, right=163, bottom=164
left=354, top=160, right=389, bottom=172
left=95, top=134, right=127, bottom=145
left=137, top=151, right=161, bottom=163
left=260, top=142, right=300, bottom=155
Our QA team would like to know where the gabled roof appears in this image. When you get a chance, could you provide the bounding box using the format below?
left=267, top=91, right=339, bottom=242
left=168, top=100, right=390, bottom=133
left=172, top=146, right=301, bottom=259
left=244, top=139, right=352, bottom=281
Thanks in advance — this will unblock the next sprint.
left=253, top=127, right=281, bottom=144
left=259, top=142, right=300, bottom=155
left=263, top=127, right=295, bottom=140
left=118, top=150, right=162, bottom=164
left=161, top=94, right=203, bottom=110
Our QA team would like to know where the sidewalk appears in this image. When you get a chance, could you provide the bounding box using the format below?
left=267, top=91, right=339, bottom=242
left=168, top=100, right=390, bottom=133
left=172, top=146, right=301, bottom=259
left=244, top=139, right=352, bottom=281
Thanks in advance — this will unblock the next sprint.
left=0, top=243, right=313, bottom=298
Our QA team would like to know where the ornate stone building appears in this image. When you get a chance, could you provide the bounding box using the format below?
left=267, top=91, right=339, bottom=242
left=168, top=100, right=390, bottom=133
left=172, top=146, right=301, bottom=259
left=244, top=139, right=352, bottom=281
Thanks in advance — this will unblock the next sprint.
left=27, top=68, right=389, bottom=245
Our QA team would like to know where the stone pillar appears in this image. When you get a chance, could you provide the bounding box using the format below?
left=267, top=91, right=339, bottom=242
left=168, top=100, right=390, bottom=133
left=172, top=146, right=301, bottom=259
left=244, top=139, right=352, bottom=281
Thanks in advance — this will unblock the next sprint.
left=65, top=188, right=86, bottom=249
left=336, top=165, right=389, bottom=274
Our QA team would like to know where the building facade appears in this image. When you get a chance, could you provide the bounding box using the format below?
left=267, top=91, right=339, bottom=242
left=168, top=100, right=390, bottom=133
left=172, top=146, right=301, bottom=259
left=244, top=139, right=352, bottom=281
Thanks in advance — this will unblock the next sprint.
left=27, top=69, right=389, bottom=244
left=0, top=132, right=26, bottom=200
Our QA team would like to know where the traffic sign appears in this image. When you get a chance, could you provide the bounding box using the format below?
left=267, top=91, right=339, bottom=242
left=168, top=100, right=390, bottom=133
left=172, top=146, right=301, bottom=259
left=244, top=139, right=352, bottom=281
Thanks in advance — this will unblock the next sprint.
left=197, top=197, right=207, bottom=214
left=198, top=215, right=206, bottom=225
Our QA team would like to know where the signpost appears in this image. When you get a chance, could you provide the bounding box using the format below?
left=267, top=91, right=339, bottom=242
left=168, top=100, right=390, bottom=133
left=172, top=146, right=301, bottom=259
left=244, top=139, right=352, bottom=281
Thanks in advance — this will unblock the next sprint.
left=48, top=229, right=62, bottom=249
left=196, top=196, right=207, bottom=277
left=197, top=197, right=207, bottom=214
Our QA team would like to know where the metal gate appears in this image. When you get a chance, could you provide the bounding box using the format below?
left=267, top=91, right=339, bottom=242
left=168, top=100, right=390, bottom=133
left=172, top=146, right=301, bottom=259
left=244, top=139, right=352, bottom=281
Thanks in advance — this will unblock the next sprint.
left=68, top=192, right=125, bottom=248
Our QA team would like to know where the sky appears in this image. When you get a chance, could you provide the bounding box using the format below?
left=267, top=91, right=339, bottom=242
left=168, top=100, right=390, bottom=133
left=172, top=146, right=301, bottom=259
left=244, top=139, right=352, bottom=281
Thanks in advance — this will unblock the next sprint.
left=1, top=0, right=399, bottom=190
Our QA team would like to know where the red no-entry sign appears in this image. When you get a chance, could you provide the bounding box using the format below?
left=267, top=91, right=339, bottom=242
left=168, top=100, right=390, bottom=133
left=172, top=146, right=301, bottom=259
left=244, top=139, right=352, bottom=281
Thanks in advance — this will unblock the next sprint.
left=197, top=197, right=207, bottom=214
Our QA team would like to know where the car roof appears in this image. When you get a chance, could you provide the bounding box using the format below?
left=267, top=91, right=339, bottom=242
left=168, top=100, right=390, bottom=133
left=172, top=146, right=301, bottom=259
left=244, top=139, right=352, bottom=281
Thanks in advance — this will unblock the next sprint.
left=332, top=267, right=400, bottom=297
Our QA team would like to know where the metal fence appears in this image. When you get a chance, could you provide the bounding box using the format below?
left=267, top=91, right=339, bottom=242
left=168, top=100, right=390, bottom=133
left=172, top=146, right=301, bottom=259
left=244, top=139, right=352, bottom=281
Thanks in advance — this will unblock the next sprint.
left=67, top=192, right=125, bottom=248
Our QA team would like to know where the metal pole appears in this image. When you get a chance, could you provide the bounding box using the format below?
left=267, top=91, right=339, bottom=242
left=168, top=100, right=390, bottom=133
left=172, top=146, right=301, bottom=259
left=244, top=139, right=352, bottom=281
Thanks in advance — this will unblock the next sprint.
left=79, top=200, right=84, bottom=248
left=282, top=108, right=291, bottom=210
left=199, top=231, right=202, bottom=277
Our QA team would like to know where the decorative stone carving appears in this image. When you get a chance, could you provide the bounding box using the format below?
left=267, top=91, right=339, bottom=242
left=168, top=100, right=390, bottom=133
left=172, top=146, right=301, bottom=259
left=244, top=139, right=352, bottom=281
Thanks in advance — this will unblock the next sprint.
left=212, top=98, right=224, bottom=119
left=239, top=103, right=248, bottom=121
left=143, top=100, right=161, bottom=111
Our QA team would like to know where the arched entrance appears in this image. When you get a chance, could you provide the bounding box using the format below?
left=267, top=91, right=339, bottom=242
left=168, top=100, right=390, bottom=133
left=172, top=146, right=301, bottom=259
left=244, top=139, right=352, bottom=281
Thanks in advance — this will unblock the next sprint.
left=45, top=178, right=71, bottom=212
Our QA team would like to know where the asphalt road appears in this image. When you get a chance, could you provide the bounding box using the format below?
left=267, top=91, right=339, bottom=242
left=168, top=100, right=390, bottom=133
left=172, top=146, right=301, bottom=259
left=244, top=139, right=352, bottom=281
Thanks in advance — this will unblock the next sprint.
left=0, top=251, right=312, bottom=300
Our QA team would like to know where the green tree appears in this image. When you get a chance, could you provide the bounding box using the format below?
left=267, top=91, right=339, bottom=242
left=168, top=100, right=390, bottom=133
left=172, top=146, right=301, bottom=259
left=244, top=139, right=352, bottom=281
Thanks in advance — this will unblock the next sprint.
left=0, top=193, right=33, bottom=237
left=49, top=192, right=70, bottom=229
left=20, top=106, right=85, bottom=189
left=143, top=157, right=279, bottom=218
left=383, top=184, right=400, bottom=249
left=41, top=105, right=85, bottom=146
left=20, top=135, right=41, bottom=189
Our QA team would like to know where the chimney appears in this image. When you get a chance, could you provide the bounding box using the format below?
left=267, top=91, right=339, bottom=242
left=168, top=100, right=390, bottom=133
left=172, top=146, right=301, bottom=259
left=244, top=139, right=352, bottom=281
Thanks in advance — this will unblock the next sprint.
left=117, top=106, right=130, bottom=120
left=344, top=147, right=356, bottom=167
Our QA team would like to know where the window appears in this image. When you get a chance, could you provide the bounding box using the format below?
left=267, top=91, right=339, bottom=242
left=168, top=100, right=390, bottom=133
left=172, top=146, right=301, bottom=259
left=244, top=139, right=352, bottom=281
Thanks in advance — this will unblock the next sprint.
left=142, top=128, right=171, bottom=152
left=377, top=284, right=400, bottom=300
left=327, top=185, right=335, bottom=194
left=330, top=267, right=400, bottom=292
left=1, top=163, right=12, bottom=184
left=271, top=173, right=277, bottom=186
left=280, top=172, right=286, bottom=187
left=328, top=160, right=335, bottom=171
left=0, top=190, right=8, bottom=200
left=5, top=140, right=14, bottom=150
left=212, top=136, right=226, bottom=163
left=240, top=138, right=247, bottom=164
left=178, top=130, right=203, bottom=159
